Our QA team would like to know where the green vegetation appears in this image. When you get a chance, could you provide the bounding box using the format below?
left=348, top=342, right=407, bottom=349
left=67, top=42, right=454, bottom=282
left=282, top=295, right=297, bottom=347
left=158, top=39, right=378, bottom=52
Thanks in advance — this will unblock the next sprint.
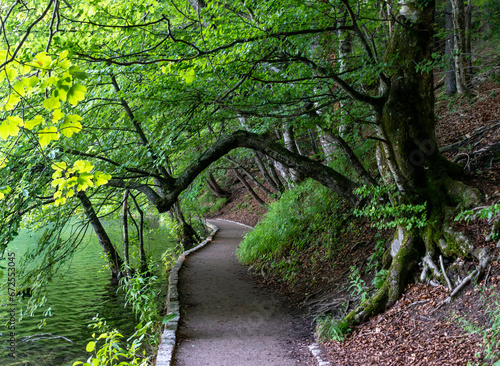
left=0, top=0, right=498, bottom=361
left=237, top=180, right=346, bottom=272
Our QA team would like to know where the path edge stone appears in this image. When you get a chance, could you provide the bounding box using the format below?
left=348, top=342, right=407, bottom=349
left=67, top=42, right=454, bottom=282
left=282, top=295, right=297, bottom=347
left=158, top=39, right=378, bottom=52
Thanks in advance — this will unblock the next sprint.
left=154, top=221, right=219, bottom=366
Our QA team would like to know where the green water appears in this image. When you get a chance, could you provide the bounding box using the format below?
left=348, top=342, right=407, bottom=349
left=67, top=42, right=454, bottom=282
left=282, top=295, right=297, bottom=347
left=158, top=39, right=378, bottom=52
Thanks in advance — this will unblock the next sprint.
left=0, top=218, right=174, bottom=366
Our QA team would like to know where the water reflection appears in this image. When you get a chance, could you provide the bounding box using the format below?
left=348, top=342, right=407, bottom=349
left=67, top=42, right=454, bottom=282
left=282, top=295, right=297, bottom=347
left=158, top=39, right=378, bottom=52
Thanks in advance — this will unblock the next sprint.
left=0, top=219, right=173, bottom=365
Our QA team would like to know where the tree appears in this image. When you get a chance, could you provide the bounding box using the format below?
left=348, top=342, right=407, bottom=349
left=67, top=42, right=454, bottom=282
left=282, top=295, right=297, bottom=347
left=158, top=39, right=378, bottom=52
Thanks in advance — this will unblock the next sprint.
left=0, top=0, right=487, bottom=328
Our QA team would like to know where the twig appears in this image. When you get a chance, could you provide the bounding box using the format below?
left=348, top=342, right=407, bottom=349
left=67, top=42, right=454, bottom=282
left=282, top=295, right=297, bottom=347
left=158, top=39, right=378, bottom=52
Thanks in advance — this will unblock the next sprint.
left=439, top=255, right=453, bottom=292
left=433, top=268, right=479, bottom=312
left=408, top=300, right=429, bottom=308
left=484, top=265, right=492, bottom=285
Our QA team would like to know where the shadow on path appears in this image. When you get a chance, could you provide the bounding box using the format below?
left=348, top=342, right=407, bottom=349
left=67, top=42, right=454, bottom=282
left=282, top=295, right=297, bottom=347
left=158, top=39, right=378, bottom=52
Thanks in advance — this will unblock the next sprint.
left=173, top=220, right=314, bottom=366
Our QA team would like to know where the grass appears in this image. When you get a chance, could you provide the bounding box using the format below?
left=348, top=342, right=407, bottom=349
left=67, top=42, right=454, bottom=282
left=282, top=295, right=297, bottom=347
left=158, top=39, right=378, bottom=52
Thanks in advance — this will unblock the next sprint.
left=236, top=179, right=345, bottom=267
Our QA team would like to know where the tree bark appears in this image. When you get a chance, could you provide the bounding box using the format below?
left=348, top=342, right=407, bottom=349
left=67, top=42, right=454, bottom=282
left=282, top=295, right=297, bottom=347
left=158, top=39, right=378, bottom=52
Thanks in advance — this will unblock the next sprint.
left=254, top=151, right=281, bottom=194
left=107, top=130, right=361, bottom=213
left=343, top=0, right=483, bottom=326
left=282, top=124, right=304, bottom=184
left=207, top=171, right=230, bottom=198
left=77, top=191, right=123, bottom=279
left=130, top=193, right=147, bottom=272
left=122, top=189, right=131, bottom=276
left=445, top=0, right=457, bottom=95
left=235, top=169, right=267, bottom=208
left=450, top=0, right=470, bottom=94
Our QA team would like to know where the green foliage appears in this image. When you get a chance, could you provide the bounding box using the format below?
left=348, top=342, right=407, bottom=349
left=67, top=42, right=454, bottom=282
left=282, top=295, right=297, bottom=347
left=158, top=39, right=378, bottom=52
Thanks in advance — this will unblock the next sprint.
left=455, top=204, right=500, bottom=240
left=371, top=269, right=388, bottom=289
left=366, top=239, right=386, bottom=273
left=353, top=185, right=428, bottom=231
left=315, top=315, right=351, bottom=342
left=161, top=244, right=184, bottom=271
left=348, top=266, right=369, bottom=303
left=455, top=204, right=500, bottom=223
left=118, top=266, right=161, bottom=330
left=73, top=316, right=149, bottom=366
left=237, top=179, right=343, bottom=266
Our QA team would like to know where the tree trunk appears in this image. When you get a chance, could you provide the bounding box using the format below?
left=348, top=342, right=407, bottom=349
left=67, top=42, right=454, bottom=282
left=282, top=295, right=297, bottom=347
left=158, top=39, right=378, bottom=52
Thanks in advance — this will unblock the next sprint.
left=445, top=0, right=457, bottom=95
left=122, top=190, right=131, bottom=276
left=320, top=128, right=378, bottom=187
left=254, top=151, right=281, bottom=194
left=77, top=191, right=123, bottom=279
left=282, top=124, right=304, bottom=184
left=234, top=169, right=267, bottom=208
left=170, top=201, right=200, bottom=249
left=207, top=171, right=230, bottom=198
left=344, top=0, right=484, bottom=326
left=451, top=0, right=469, bottom=94
left=317, top=126, right=336, bottom=164
left=130, top=193, right=147, bottom=272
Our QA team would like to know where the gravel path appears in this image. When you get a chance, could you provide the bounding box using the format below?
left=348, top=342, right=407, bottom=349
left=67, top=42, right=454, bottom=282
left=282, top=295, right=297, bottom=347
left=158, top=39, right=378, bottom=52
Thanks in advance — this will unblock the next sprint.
left=173, top=220, right=314, bottom=366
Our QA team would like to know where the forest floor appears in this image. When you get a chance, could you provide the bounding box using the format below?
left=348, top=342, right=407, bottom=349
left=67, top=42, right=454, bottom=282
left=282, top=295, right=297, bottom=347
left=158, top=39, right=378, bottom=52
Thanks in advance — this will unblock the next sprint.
left=209, top=75, right=500, bottom=365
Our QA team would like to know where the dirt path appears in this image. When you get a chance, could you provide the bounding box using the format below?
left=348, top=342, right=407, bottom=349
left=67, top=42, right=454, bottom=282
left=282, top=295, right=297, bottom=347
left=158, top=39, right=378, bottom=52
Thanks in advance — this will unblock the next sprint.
left=173, top=220, right=314, bottom=366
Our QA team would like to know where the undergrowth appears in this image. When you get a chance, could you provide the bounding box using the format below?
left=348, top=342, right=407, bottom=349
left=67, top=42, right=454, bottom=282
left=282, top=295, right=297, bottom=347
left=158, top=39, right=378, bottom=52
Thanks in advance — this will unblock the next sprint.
left=236, top=179, right=346, bottom=276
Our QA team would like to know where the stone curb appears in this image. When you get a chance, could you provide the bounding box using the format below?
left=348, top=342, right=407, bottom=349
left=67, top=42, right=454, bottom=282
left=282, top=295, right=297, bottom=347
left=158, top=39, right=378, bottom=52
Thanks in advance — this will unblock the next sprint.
left=309, top=343, right=332, bottom=366
left=154, top=221, right=219, bottom=366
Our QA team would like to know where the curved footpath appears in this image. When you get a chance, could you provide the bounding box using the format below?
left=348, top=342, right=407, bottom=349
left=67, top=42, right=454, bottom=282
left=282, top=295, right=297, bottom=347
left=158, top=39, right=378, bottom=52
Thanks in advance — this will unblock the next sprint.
left=171, top=219, right=316, bottom=366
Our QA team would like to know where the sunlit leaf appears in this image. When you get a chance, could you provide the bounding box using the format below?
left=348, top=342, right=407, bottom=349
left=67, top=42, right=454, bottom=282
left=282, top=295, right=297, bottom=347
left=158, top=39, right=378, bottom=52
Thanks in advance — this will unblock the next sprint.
left=73, top=160, right=94, bottom=173
left=94, top=171, right=112, bottom=186
left=0, top=118, right=20, bottom=140
left=38, top=126, right=59, bottom=148
left=25, top=115, right=44, bottom=130
left=67, top=83, right=87, bottom=106
left=60, top=115, right=82, bottom=137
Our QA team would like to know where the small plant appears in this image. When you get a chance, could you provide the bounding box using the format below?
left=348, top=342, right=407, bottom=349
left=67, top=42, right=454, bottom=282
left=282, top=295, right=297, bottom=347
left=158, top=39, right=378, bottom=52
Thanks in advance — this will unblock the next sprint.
left=161, top=244, right=184, bottom=271
left=366, top=239, right=386, bottom=273
left=73, top=316, right=149, bottom=366
left=371, top=269, right=388, bottom=289
left=348, top=266, right=369, bottom=303
left=315, top=315, right=351, bottom=342
left=455, top=203, right=500, bottom=241
left=483, top=295, right=500, bottom=363
left=353, top=185, right=428, bottom=231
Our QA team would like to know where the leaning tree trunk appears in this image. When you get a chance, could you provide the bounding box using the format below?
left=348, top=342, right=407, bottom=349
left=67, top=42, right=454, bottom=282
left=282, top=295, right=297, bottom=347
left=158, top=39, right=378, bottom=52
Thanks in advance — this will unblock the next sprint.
left=344, top=0, right=483, bottom=326
left=77, top=191, right=124, bottom=279
left=170, top=201, right=200, bottom=249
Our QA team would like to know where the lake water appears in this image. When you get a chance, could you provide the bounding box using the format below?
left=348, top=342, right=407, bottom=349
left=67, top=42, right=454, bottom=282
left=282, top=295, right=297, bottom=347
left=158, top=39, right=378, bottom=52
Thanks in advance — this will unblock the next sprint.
left=0, top=217, right=174, bottom=365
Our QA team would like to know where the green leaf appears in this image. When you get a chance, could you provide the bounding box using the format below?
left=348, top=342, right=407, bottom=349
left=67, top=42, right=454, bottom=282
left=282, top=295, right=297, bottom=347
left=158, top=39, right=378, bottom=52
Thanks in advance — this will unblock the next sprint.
left=25, top=115, right=44, bottom=130
left=73, top=160, right=94, bottom=173
left=77, top=172, right=94, bottom=191
left=69, top=66, right=89, bottom=80
left=52, top=161, right=67, bottom=171
left=38, top=126, right=60, bottom=148
left=52, top=109, right=65, bottom=122
left=86, top=341, right=95, bottom=352
left=67, top=83, right=87, bottom=106
left=94, top=171, right=112, bottom=186
left=184, top=69, right=195, bottom=84
left=34, top=52, right=53, bottom=69
left=0, top=117, right=21, bottom=140
left=2, top=93, right=21, bottom=111
left=60, top=115, right=82, bottom=137
left=43, top=93, right=61, bottom=111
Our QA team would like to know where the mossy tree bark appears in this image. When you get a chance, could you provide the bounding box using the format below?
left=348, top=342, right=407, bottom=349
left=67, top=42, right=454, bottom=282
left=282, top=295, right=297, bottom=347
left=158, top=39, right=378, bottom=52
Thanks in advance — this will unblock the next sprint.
left=344, top=0, right=484, bottom=326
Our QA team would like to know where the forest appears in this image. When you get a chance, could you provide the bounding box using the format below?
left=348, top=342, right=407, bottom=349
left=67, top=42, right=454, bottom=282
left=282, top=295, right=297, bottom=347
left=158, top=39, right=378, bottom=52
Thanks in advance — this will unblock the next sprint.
left=0, top=0, right=499, bottom=364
